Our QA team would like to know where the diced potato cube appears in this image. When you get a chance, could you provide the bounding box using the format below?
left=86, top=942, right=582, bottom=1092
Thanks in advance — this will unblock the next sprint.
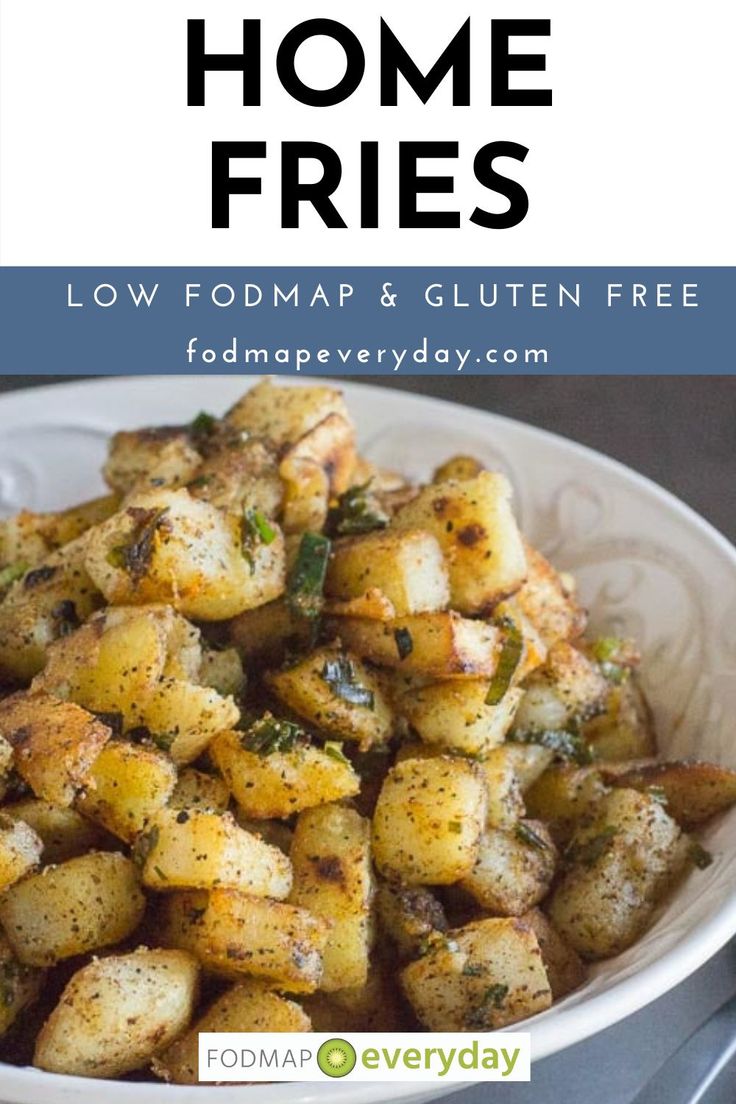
left=372, top=757, right=487, bottom=884
left=520, top=909, right=587, bottom=1000
left=0, top=693, right=111, bottom=807
left=376, top=882, right=448, bottom=960
left=198, top=646, right=245, bottom=697
left=432, top=456, right=484, bottom=483
left=459, top=821, right=557, bottom=915
left=515, top=543, right=586, bottom=646
left=229, top=598, right=313, bottom=665
left=139, top=809, right=292, bottom=899
left=478, top=746, right=527, bottom=829
left=160, top=889, right=328, bottom=992
left=267, top=647, right=392, bottom=750
left=501, top=744, right=556, bottom=792
left=34, top=948, right=199, bottom=1078
left=103, top=426, right=201, bottom=494
left=153, top=981, right=310, bottom=1084
left=0, top=813, right=43, bottom=891
left=210, top=728, right=359, bottom=820
left=0, top=852, right=145, bottom=966
left=399, top=681, right=522, bottom=756
left=290, top=804, right=374, bottom=991
left=280, top=414, right=357, bottom=532
left=525, top=765, right=610, bottom=843
left=77, top=741, right=177, bottom=842
left=225, top=379, right=351, bottom=447
left=583, top=678, right=657, bottom=761
left=326, top=530, right=449, bottom=617
left=331, top=612, right=501, bottom=679
left=514, top=642, right=609, bottom=732
left=169, top=768, right=230, bottom=814
left=606, top=759, right=736, bottom=828
left=3, top=800, right=110, bottom=863
left=401, top=916, right=551, bottom=1030
left=141, top=677, right=239, bottom=765
left=391, top=473, right=527, bottom=614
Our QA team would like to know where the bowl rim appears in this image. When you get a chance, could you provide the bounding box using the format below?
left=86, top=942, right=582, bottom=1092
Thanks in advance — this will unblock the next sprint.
left=0, top=374, right=735, bottom=1103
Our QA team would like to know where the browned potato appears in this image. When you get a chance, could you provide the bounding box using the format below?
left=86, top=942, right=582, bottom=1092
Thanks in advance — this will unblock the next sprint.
left=3, top=800, right=111, bottom=863
left=0, top=693, right=111, bottom=807
left=140, top=677, right=239, bottom=765
left=0, top=851, right=145, bottom=965
left=34, top=948, right=199, bottom=1078
left=331, top=612, right=502, bottom=679
left=605, top=759, right=736, bottom=829
left=229, top=597, right=313, bottom=664
left=432, top=456, right=484, bottom=483
left=169, top=768, right=230, bottom=814
left=0, top=932, right=45, bottom=1037
left=398, top=681, right=522, bottom=756
left=521, top=909, right=587, bottom=999
left=289, top=804, right=374, bottom=990
left=372, top=757, right=487, bottom=884
left=525, top=764, right=610, bottom=843
left=225, top=379, right=351, bottom=447
left=0, top=812, right=43, bottom=891
left=515, top=543, right=586, bottom=646
left=210, top=726, right=360, bottom=819
left=391, top=472, right=527, bottom=614
left=139, top=809, right=292, bottom=898
left=153, top=981, right=311, bottom=1084
left=0, top=495, right=119, bottom=570
left=326, top=529, right=449, bottom=617
left=401, top=916, right=551, bottom=1030
left=77, top=741, right=177, bottom=842
left=159, top=889, right=328, bottom=992
left=478, top=746, right=527, bottom=830
left=279, top=414, right=356, bottom=533
left=267, top=646, right=393, bottom=750
left=513, top=642, right=609, bottom=734
left=376, top=882, right=448, bottom=960
left=459, top=821, right=557, bottom=915
left=584, top=678, right=658, bottom=761
left=103, top=426, right=202, bottom=494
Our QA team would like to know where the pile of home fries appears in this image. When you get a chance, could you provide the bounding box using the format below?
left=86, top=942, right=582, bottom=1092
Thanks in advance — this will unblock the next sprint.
left=0, top=380, right=733, bottom=1082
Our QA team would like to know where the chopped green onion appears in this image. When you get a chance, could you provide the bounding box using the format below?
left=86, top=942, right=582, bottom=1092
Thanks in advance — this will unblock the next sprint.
left=566, top=825, right=617, bottom=868
left=287, top=532, right=331, bottom=620
left=0, top=561, right=28, bottom=589
left=190, top=411, right=217, bottom=438
left=394, top=627, right=413, bottom=661
left=447, top=819, right=463, bottom=834
left=689, top=842, right=713, bottom=870
left=326, top=481, right=390, bottom=537
left=465, top=983, right=509, bottom=1028
left=107, top=507, right=170, bottom=581
left=241, top=714, right=306, bottom=756
left=486, top=617, right=523, bottom=705
left=515, top=823, right=549, bottom=850
left=323, top=741, right=351, bottom=766
left=320, top=654, right=375, bottom=709
left=243, top=507, right=277, bottom=546
left=508, top=728, right=593, bottom=766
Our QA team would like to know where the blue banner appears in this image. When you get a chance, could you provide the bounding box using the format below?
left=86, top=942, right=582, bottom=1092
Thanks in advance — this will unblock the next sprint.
left=1, top=267, right=733, bottom=374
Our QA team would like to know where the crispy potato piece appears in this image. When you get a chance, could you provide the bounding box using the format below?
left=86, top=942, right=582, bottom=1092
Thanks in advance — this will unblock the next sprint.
left=0, top=693, right=111, bottom=807
left=492, top=597, right=548, bottom=684
left=549, top=789, right=686, bottom=959
left=326, top=530, right=449, bottom=617
left=0, top=933, right=44, bottom=1038
left=525, top=764, right=610, bottom=843
left=229, top=597, right=313, bottom=664
left=502, top=743, right=556, bottom=792
left=391, top=473, right=527, bottom=614
left=290, top=804, right=374, bottom=991
left=583, top=678, right=657, bottom=761
left=399, top=681, right=522, bottom=756
left=190, top=436, right=283, bottom=518
left=280, top=414, right=357, bottom=533
left=141, top=677, right=239, bottom=765
left=331, top=612, right=501, bottom=679
left=139, top=809, right=292, bottom=898
left=432, top=456, right=484, bottom=483
left=198, top=645, right=245, bottom=697
left=0, top=495, right=119, bottom=570
left=267, top=646, right=393, bottom=750
left=225, top=379, right=351, bottom=447
left=160, top=889, right=328, bottom=992
left=210, top=729, right=360, bottom=819
left=376, top=882, right=448, bottom=960
left=103, top=426, right=201, bottom=494
left=520, top=909, right=587, bottom=1000
left=372, top=757, right=487, bottom=884
left=0, top=813, right=43, bottom=890
left=85, top=488, right=286, bottom=621
left=0, top=536, right=102, bottom=682
left=153, top=981, right=311, bottom=1084
left=169, top=768, right=230, bottom=814
left=401, top=916, right=551, bottom=1031
left=459, top=821, right=557, bottom=916
left=514, top=642, right=609, bottom=733
left=0, top=851, right=145, bottom=966
left=235, top=816, right=294, bottom=855
left=478, top=746, right=527, bottom=830
left=77, top=741, right=177, bottom=842
left=34, top=948, right=199, bottom=1078
left=606, top=759, right=736, bottom=829
left=324, top=589, right=398, bottom=620
left=3, top=800, right=110, bottom=863
left=515, top=543, right=586, bottom=647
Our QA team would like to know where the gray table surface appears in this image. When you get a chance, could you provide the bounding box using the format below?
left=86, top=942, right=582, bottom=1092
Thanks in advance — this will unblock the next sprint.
left=2, top=375, right=736, bottom=1103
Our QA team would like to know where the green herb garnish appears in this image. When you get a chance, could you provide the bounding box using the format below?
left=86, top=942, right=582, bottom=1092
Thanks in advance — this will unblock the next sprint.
left=326, top=481, right=390, bottom=537
left=592, top=637, right=632, bottom=684
left=0, top=561, right=28, bottom=590
left=417, top=934, right=459, bottom=958
left=646, top=785, right=669, bottom=807
left=190, top=411, right=217, bottom=438
left=689, top=842, right=713, bottom=870
left=323, top=741, right=351, bottom=766
left=515, top=823, right=549, bottom=850
left=133, top=825, right=160, bottom=868
left=107, top=507, right=170, bottom=581
left=466, top=983, right=509, bottom=1028
left=287, top=532, right=331, bottom=620
left=447, top=820, right=463, bottom=834
left=462, top=963, right=484, bottom=977
left=151, top=732, right=175, bottom=753
left=241, top=507, right=277, bottom=573
left=486, top=617, right=524, bottom=705
left=394, top=627, right=413, bottom=661
left=566, top=825, right=617, bottom=868
left=509, top=727, right=593, bottom=766
left=320, top=654, right=375, bottom=709
left=241, top=714, right=306, bottom=756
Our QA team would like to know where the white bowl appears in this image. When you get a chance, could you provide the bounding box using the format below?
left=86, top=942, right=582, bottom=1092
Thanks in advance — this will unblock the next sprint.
left=1, top=376, right=735, bottom=1104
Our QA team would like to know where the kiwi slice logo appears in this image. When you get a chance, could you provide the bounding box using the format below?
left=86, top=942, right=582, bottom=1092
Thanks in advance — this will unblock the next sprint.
left=317, top=1038, right=357, bottom=1077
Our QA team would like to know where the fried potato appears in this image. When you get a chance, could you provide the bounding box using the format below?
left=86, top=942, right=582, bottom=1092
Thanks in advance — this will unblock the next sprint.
left=3, top=800, right=111, bottom=863
left=0, top=495, right=119, bottom=570
left=583, top=678, right=658, bottom=761
left=401, top=916, right=551, bottom=1031
left=103, top=426, right=202, bottom=494
left=376, top=882, right=448, bottom=960
left=34, top=948, right=199, bottom=1078
left=139, top=809, right=292, bottom=898
left=398, top=681, right=522, bottom=756
left=0, top=851, right=145, bottom=965
left=289, top=804, right=374, bottom=991
left=169, top=768, right=230, bottom=815
left=0, top=693, right=111, bottom=807
left=0, top=813, right=43, bottom=891
left=525, top=764, right=610, bottom=843
left=391, top=472, right=527, bottom=614
left=225, top=379, right=351, bottom=447
left=326, top=529, right=449, bottom=617
left=606, top=759, right=736, bottom=829
left=153, top=981, right=311, bottom=1084
left=520, top=909, right=587, bottom=1000
left=141, top=677, right=239, bottom=765
left=515, top=543, right=586, bottom=646
left=459, top=821, right=557, bottom=915
left=159, top=889, right=328, bottom=992
left=77, top=741, right=177, bottom=842
left=478, top=746, right=527, bottom=830
left=0, top=933, right=44, bottom=1038
left=372, top=757, right=487, bottom=884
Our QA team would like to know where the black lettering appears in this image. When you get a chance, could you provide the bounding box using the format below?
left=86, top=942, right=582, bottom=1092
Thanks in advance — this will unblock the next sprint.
left=399, top=142, right=460, bottom=229
left=470, top=141, right=529, bottom=229
left=281, top=142, right=347, bottom=228
left=277, top=20, right=365, bottom=107
left=211, top=142, right=266, bottom=228
left=187, top=19, right=261, bottom=107
left=380, top=18, right=471, bottom=105
left=491, top=20, right=552, bottom=106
